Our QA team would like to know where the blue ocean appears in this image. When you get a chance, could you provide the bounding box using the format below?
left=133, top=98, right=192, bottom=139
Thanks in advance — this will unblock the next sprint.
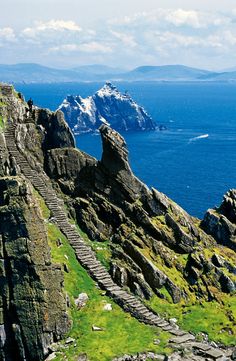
left=15, top=82, right=236, bottom=218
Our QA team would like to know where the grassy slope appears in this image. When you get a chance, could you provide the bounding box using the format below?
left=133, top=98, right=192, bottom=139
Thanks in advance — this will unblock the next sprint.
left=36, top=192, right=171, bottom=361
left=142, top=244, right=236, bottom=346
left=147, top=295, right=235, bottom=345
left=77, top=217, right=236, bottom=346
left=0, top=115, right=3, bottom=130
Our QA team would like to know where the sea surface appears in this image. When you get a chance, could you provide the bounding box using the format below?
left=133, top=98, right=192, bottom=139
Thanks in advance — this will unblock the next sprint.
left=15, top=81, right=236, bottom=218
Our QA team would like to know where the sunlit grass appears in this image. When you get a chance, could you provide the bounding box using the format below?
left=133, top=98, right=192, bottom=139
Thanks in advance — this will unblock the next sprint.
left=34, top=191, right=172, bottom=360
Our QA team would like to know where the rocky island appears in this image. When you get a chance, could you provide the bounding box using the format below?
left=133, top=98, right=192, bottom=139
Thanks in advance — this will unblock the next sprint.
left=0, top=83, right=235, bottom=361
left=58, top=82, right=157, bottom=134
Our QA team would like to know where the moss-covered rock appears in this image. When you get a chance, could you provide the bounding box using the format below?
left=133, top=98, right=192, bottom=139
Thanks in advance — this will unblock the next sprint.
left=0, top=177, right=69, bottom=361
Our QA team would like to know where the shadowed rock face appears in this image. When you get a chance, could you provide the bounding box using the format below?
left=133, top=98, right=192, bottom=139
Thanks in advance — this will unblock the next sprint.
left=0, top=177, right=69, bottom=361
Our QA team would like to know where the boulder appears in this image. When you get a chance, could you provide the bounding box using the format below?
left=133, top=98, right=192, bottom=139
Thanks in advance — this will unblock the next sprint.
left=75, top=293, right=89, bottom=309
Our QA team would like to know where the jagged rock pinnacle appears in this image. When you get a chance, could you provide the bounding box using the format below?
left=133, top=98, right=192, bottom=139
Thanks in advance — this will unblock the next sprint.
left=100, top=124, right=132, bottom=175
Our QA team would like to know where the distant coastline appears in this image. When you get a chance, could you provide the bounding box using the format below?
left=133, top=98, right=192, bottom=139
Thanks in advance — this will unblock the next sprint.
left=2, top=63, right=236, bottom=83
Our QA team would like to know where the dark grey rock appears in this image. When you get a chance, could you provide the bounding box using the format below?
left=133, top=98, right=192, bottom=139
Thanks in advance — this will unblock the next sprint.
left=231, top=348, right=236, bottom=360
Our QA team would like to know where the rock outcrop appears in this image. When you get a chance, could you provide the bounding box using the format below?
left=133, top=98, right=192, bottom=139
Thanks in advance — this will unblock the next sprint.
left=58, top=82, right=157, bottom=133
left=0, top=177, right=69, bottom=361
left=202, top=189, right=236, bottom=251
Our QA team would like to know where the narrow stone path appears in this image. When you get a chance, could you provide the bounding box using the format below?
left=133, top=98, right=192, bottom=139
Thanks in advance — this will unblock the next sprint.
left=4, top=123, right=232, bottom=361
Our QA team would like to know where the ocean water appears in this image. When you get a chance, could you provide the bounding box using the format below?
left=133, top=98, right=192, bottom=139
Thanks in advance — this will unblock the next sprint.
left=15, top=82, right=236, bottom=218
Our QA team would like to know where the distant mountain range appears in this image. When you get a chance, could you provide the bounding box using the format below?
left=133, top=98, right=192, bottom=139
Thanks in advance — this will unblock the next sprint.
left=2, top=63, right=236, bottom=83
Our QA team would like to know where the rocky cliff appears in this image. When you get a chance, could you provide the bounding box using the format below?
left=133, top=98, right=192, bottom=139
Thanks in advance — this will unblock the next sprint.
left=0, top=83, right=235, bottom=360
left=0, top=177, right=69, bottom=361
left=58, top=82, right=157, bottom=133
left=0, top=84, right=71, bottom=361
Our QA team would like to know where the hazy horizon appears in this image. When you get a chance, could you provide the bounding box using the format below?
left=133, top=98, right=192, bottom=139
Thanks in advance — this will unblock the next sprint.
left=2, top=1, right=236, bottom=70
left=0, top=62, right=226, bottom=72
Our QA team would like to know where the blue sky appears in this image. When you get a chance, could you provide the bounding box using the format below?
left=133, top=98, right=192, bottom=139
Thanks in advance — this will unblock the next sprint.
left=1, top=0, right=236, bottom=69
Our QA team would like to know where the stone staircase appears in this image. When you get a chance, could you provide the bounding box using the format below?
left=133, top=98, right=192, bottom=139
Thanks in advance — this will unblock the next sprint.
left=3, top=123, right=231, bottom=361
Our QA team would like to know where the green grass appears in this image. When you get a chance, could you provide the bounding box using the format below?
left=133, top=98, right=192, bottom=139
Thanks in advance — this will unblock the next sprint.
left=0, top=115, right=3, bottom=130
left=69, top=218, right=112, bottom=270
left=147, top=294, right=236, bottom=346
left=34, top=191, right=172, bottom=361
left=0, top=115, right=6, bottom=131
left=86, top=240, right=111, bottom=269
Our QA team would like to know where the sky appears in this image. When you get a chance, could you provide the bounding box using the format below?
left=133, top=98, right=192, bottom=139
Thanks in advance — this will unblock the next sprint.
left=1, top=0, right=236, bottom=70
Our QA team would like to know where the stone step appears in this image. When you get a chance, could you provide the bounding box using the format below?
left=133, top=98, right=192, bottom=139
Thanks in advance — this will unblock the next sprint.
left=106, top=286, right=121, bottom=293
left=83, top=261, right=102, bottom=268
left=186, top=342, right=211, bottom=352
left=74, top=250, right=93, bottom=257
left=135, top=305, right=150, bottom=312
left=169, top=333, right=195, bottom=344
left=81, top=255, right=97, bottom=262
left=137, top=309, right=154, bottom=318
left=99, top=280, right=115, bottom=288
left=156, top=321, right=170, bottom=327
left=162, top=325, right=173, bottom=332
left=112, top=290, right=127, bottom=297
left=203, top=348, right=225, bottom=360
left=149, top=315, right=161, bottom=322
left=94, top=272, right=111, bottom=279
left=69, top=242, right=84, bottom=247
left=96, top=271, right=107, bottom=277
left=169, top=329, right=187, bottom=337
left=63, top=230, right=78, bottom=235
left=125, top=299, right=143, bottom=307
left=88, top=265, right=107, bottom=273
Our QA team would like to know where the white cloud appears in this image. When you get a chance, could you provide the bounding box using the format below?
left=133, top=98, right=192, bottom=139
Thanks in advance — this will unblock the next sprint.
left=79, top=41, right=112, bottom=53
left=22, top=20, right=82, bottom=37
left=109, top=8, right=230, bottom=29
left=50, top=41, right=112, bottom=54
left=0, top=27, right=16, bottom=41
left=49, top=44, right=80, bottom=52
left=110, top=31, right=137, bottom=47
left=2, top=10, right=236, bottom=69
left=156, top=31, right=202, bottom=47
left=222, top=30, right=236, bottom=46
left=165, top=9, right=202, bottom=28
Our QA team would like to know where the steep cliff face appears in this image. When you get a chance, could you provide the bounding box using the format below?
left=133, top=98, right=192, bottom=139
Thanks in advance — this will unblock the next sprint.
left=0, top=177, right=69, bottom=361
left=0, top=84, right=71, bottom=361
left=58, top=82, right=157, bottom=133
